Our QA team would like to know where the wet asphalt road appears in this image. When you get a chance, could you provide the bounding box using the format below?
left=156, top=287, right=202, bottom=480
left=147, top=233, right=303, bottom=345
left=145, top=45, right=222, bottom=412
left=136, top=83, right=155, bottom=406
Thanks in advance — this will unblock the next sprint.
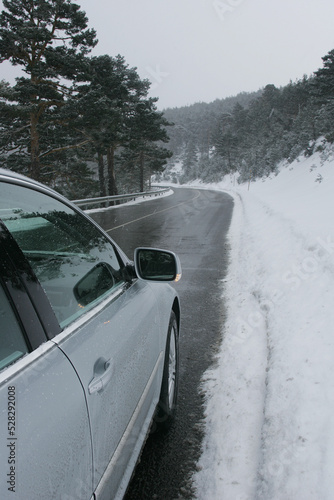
left=90, top=187, right=234, bottom=500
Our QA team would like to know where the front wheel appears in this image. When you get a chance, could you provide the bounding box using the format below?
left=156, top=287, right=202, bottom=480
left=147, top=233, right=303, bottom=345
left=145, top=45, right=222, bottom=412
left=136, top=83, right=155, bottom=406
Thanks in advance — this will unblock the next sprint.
left=155, top=311, right=179, bottom=430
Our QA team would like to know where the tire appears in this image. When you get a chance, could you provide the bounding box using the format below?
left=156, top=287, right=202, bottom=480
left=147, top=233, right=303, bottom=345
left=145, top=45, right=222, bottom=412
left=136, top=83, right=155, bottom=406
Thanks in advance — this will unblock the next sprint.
left=154, top=311, right=179, bottom=430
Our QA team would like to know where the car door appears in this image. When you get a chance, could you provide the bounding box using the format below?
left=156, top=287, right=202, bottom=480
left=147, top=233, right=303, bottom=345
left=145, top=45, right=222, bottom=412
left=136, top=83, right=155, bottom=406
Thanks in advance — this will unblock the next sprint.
left=0, top=179, right=163, bottom=499
left=54, top=277, right=163, bottom=499
left=0, top=229, right=93, bottom=500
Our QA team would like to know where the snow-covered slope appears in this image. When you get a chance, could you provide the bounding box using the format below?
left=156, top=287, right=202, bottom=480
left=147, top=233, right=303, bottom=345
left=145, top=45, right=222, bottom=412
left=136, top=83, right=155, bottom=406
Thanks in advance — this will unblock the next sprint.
left=191, top=143, right=334, bottom=499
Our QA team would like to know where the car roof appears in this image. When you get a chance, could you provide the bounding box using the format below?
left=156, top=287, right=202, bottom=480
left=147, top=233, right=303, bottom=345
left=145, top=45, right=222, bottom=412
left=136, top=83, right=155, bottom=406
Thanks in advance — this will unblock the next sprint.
left=0, top=168, right=65, bottom=201
left=0, top=168, right=45, bottom=187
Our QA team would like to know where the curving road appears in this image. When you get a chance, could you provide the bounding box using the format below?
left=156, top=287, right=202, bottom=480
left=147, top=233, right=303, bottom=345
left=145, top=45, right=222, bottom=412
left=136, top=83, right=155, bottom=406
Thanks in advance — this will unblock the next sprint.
left=90, top=187, right=234, bottom=500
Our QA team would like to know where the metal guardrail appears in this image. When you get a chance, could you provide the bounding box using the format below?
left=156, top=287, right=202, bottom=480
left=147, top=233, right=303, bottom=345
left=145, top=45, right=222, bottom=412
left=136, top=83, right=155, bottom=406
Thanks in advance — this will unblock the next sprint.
left=72, top=187, right=171, bottom=208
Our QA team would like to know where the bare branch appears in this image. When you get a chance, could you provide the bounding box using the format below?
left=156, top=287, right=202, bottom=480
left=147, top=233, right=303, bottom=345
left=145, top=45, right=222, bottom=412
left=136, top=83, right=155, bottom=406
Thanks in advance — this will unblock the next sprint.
left=39, top=139, right=91, bottom=158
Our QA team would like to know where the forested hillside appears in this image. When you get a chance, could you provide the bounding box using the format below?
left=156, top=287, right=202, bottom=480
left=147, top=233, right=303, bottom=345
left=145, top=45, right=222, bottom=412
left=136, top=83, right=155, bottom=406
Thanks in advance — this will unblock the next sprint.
left=160, top=49, right=334, bottom=184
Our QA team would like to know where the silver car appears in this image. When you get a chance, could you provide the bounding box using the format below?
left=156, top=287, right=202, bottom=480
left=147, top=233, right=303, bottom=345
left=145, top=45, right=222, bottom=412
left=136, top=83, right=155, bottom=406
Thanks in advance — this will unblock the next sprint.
left=0, top=169, right=181, bottom=499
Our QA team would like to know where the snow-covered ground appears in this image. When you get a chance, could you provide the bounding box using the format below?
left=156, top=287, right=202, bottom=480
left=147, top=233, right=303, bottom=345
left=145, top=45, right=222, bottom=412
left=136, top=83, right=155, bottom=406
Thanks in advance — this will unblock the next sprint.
left=190, top=143, right=334, bottom=499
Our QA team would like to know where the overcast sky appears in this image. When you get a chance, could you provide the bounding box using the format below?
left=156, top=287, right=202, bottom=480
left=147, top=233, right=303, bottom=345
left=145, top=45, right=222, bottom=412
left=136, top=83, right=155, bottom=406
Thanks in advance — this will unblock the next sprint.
left=1, top=0, right=334, bottom=109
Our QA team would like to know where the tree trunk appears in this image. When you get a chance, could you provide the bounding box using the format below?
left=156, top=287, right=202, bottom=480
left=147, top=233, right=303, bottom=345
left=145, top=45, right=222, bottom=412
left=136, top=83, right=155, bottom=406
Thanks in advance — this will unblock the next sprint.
left=107, top=146, right=118, bottom=195
left=98, top=152, right=107, bottom=197
left=139, top=150, right=145, bottom=192
left=107, top=146, right=118, bottom=205
left=30, top=112, right=40, bottom=181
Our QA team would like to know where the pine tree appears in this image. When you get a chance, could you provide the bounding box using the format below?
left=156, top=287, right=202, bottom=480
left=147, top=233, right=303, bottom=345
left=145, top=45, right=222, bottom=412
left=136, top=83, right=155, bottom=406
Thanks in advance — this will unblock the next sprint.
left=0, top=0, right=97, bottom=180
left=313, top=49, right=334, bottom=104
left=0, top=79, right=31, bottom=173
left=66, top=54, right=152, bottom=196
left=126, top=98, right=172, bottom=191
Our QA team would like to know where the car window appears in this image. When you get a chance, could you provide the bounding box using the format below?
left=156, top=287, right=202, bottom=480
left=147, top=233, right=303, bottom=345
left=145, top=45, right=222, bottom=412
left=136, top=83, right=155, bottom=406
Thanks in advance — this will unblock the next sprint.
left=0, top=183, right=125, bottom=328
left=0, top=282, right=29, bottom=371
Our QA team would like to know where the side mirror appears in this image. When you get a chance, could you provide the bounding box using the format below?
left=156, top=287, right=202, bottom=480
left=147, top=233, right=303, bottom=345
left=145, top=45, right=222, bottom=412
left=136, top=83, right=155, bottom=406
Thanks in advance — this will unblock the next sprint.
left=134, top=248, right=182, bottom=282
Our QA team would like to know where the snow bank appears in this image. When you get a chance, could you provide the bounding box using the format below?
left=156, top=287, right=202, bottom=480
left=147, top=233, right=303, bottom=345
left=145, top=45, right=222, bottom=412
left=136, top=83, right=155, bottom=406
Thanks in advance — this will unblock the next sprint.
left=192, top=144, right=334, bottom=499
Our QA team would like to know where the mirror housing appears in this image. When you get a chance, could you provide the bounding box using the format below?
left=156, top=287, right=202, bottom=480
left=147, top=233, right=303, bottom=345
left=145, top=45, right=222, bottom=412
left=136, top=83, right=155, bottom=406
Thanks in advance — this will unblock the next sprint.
left=134, top=248, right=182, bottom=282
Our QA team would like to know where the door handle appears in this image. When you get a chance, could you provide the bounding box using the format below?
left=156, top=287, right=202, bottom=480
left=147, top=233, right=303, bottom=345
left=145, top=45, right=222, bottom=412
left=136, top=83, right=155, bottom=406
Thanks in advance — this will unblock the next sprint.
left=88, top=358, right=113, bottom=395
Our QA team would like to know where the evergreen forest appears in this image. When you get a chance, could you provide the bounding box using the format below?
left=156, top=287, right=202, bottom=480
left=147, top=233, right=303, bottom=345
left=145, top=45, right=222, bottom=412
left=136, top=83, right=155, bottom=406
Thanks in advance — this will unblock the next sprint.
left=1, top=1, right=334, bottom=198
left=0, top=0, right=171, bottom=198
left=161, top=50, right=334, bottom=185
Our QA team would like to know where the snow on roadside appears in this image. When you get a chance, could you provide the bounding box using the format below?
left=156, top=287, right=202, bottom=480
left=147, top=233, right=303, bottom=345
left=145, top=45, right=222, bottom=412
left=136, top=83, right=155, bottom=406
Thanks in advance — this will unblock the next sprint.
left=192, top=144, right=334, bottom=499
